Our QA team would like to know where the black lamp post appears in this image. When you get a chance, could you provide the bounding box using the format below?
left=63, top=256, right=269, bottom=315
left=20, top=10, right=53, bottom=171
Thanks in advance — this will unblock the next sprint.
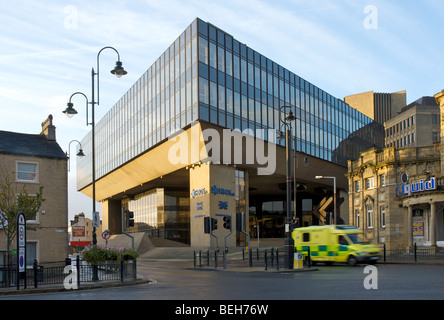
left=63, top=46, right=127, bottom=280
left=278, top=106, right=296, bottom=269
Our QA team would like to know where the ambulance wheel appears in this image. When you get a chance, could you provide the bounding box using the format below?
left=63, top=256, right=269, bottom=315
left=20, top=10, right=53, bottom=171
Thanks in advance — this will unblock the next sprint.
left=347, top=255, right=358, bottom=266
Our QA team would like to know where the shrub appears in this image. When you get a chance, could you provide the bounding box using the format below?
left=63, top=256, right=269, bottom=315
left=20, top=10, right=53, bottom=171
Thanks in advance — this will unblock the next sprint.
left=82, top=245, right=138, bottom=264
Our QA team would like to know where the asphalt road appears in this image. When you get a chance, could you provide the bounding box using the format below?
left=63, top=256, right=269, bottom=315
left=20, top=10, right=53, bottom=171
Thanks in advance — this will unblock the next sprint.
left=2, top=260, right=444, bottom=302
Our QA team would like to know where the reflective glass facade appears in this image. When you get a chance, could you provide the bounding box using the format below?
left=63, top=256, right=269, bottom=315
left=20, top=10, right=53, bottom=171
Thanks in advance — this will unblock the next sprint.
left=78, top=18, right=378, bottom=190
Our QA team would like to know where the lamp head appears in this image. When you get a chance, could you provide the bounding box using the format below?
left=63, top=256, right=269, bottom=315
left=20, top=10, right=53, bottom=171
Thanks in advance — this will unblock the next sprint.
left=285, top=110, right=296, bottom=122
left=63, top=102, right=78, bottom=118
left=111, top=60, right=127, bottom=78
left=315, top=176, right=323, bottom=179
left=276, top=130, right=285, bottom=141
left=76, top=148, right=85, bottom=157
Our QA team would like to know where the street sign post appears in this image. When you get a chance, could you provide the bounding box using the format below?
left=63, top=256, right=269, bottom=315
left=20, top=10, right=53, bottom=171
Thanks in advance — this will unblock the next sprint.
left=16, top=211, right=26, bottom=290
left=102, top=229, right=111, bottom=246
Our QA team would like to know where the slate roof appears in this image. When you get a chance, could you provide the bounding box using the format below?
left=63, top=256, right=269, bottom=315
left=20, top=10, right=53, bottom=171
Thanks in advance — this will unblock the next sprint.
left=0, top=130, right=67, bottom=159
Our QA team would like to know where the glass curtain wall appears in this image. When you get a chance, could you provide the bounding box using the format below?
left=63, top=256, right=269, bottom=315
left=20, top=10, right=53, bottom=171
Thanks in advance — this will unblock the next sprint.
left=78, top=18, right=378, bottom=190
left=124, top=188, right=190, bottom=244
left=78, top=20, right=199, bottom=189
left=196, top=18, right=376, bottom=168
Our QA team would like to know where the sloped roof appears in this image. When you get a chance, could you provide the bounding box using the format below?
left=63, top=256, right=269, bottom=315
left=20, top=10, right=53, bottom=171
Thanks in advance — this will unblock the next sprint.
left=401, top=96, right=438, bottom=112
left=0, top=130, right=66, bottom=159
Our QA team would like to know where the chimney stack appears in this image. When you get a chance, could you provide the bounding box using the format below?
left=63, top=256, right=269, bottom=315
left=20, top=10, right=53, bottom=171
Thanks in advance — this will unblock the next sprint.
left=41, top=114, right=56, bottom=141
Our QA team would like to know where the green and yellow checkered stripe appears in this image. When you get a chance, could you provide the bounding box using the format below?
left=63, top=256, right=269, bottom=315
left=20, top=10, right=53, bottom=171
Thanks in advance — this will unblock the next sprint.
left=296, top=245, right=351, bottom=259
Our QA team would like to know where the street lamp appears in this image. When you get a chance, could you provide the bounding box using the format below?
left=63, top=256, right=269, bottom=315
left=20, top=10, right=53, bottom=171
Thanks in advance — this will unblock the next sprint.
left=315, top=175, right=336, bottom=225
left=66, top=140, right=85, bottom=172
left=64, top=46, right=127, bottom=280
left=278, top=106, right=296, bottom=269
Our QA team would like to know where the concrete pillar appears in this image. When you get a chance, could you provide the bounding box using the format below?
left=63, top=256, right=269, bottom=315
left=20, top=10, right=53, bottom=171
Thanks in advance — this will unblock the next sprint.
left=189, top=163, right=237, bottom=249
left=430, top=202, right=437, bottom=247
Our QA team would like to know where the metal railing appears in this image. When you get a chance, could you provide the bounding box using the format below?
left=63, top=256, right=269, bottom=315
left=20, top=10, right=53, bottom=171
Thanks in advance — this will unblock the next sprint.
left=194, top=247, right=298, bottom=270
left=0, top=256, right=137, bottom=289
left=382, top=243, right=444, bottom=263
left=194, top=244, right=444, bottom=270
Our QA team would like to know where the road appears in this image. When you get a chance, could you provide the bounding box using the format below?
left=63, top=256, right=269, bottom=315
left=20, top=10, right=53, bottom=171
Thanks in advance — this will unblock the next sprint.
left=2, top=260, right=444, bottom=302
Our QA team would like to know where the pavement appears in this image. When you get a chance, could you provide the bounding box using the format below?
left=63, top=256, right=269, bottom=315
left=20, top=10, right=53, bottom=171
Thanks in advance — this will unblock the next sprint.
left=0, top=246, right=315, bottom=296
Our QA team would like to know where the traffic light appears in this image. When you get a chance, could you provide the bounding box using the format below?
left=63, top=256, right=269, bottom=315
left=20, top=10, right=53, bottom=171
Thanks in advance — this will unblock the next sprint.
left=125, top=210, right=134, bottom=228
left=204, top=216, right=211, bottom=234
left=211, top=217, right=218, bottom=231
left=223, top=215, right=231, bottom=230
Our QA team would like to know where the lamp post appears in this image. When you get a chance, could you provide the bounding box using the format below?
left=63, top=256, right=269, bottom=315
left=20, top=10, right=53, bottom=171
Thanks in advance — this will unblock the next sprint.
left=66, top=140, right=85, bottom=172
left=278, top=106, right=296, bottom=269
left=315, top=176, right=336, bottom=225
left=63, top=46, right=127, bottom=280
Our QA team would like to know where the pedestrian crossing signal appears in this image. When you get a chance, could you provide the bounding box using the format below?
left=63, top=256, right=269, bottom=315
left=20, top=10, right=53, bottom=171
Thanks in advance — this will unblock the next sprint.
left=223, top=215, right=231, bottom=230
left=125, top=210, right=134, bottom=228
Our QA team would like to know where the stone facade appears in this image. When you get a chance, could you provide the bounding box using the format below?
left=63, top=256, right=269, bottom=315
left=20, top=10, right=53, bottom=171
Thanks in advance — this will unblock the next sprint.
left=0, top=116, right=68, bottom=264
left=347, top=89, right=444, bottom=250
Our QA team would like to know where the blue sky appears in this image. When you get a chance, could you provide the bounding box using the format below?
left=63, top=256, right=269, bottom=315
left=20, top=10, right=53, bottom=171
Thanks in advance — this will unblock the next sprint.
left=1, top=0, right=443, bottom=222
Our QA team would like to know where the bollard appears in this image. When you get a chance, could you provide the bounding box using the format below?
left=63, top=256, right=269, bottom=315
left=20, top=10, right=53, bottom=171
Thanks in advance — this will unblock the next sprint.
left=265, top=250, right=268, bottom=271
left=193, top=251, right=196, bottom=268
left=249, top=249, right=252, bottom=267
left=383, top=244, right=386, bottom=262
left=309, top=247, right=312, bottom=268
left=414, top=243, right=417, bottom=262
left=276, top=249, right=279, bottom=271
left=33, top=259, right=38, bottom=288
left=199, top=251, right=202, bottom=267
left=271, top=248, right=274, bottom=267
left=215, top=250, right=218, bottom=268
left=120, top=255, right=124, bottom=282
left=76, top=255, right=80, bottom=288
left=206, top=250, right=210, bottom=267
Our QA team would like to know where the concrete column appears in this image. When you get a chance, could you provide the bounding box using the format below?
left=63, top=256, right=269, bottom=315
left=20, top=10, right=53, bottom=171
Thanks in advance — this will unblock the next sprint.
left=430, top=202, right=437, bottom=247
left=189, top=163, right=236, bottom=249
left=407, top=205, right=413, bottom=249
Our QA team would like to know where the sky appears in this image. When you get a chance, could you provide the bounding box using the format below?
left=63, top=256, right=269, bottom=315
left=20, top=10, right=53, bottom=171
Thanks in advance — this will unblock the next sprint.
left=1, top=0, right=443, bottom=223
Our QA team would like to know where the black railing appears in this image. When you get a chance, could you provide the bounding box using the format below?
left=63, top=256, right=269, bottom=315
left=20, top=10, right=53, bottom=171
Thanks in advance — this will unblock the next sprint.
left=194, top=247, right=296, bottom=270
left=0, top=256, right=137, bottom=289
left=382, top=243, right=444, bottom=263
left=194, top=244, right=444, bottom=270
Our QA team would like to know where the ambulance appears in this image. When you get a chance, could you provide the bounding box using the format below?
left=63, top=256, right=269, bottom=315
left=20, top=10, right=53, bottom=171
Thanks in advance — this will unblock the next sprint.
left=292, top=225, right=380, bottom=266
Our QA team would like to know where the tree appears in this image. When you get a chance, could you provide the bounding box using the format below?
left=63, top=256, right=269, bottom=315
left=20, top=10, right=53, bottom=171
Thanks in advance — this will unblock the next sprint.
left=0, top=167, right=45, bottom=269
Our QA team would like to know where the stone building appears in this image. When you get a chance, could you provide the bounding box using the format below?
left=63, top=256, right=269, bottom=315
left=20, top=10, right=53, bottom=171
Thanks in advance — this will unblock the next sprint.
left=0, top=115, right=68, bottom=264
left=346, top=91, right=444, bottom=251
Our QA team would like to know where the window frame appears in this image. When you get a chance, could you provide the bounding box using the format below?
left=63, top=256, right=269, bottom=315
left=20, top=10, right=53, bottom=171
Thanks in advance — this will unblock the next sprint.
left=16, top=161, right=39, bottom=183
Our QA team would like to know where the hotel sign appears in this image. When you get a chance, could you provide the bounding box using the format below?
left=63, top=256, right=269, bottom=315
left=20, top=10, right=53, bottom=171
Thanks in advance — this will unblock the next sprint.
left=398, top=177, right=437, bottom=196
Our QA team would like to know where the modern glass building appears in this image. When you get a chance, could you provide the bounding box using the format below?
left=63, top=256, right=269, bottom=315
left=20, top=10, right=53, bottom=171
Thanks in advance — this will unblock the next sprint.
left=77, top=18, right=382, bottom=246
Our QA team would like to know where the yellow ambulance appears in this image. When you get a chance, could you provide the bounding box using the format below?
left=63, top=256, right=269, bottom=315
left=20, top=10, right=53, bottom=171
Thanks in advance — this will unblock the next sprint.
left=292, top=225, right=380, bottom=266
